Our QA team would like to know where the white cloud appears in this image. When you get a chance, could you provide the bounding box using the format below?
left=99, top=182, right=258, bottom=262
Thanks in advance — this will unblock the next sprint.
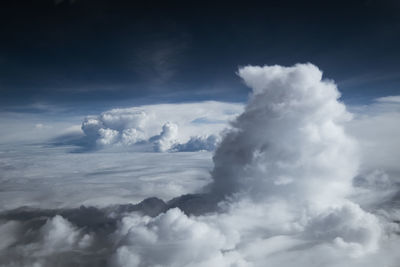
left=80, top=101, right=243, bottom=151
left=200, top=63, right=396, bottom=265
left=171, top=135, right=220, bottom=152
left=211, top=63, right=357, bottom=208
left=97, top=128, right=120, bottom=146
left=151, top=122, right=179, bottom=152
left=0, top=145, right=213, bottom=210
left=346, top=95, right=400, bottom=208
left=111, top=208, right=240, bottom=267
left=39, top=215, right=92, bottom=252
left=0, top=112, right=83, bottom=145
left=347, top=98, right=400, bottom=174
left=375, top=95, right=400, bottom=103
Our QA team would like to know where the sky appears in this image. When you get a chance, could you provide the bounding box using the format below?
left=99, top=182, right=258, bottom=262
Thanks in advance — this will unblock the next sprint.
left=1, top=0, right=400, bottom=113
left=1, top=1, right=400, bottom=267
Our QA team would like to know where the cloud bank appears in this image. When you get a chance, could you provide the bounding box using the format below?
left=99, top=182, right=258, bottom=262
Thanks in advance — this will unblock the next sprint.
left=80, top=102, right=242, bottom=152
left=1, top=64, right=400, bottom=267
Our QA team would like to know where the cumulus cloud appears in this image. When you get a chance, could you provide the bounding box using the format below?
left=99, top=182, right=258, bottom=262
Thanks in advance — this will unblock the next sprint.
left=111, top=208, right=239, bottom=267
left=212, top=64, right=357, bottom=206
left=81, top=108, right=148, bottom=148
left=150, top=122, right=179, bottom=152
left=0, top=215, right=92, bottom=267
left=79, top=102, right=242, bottom=152
left=171, top=135, right=220, bottom=152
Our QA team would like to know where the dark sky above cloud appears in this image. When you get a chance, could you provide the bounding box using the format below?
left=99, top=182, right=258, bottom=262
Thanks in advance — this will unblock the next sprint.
left=1, top=0, right=400, bottom=110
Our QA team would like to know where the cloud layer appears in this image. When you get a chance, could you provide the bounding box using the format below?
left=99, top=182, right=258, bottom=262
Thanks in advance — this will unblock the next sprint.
left=1, top=64, right=400, bottom=267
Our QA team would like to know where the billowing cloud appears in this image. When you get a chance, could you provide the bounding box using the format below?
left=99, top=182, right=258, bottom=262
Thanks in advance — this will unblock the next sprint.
left=171, top=135, right=220, bottom=152
left=212, top=64, right=357, bottom=205
left=79, top=102, right=243, bottom=152
left=111, top=208, right=240, bottom=267
left=150, top=122, right=179, bottom=152
left=0, top=215, right=92, bottom=267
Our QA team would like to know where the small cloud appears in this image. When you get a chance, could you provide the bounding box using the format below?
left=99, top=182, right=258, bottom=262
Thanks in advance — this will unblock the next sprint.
left=171, top=135, right=220, bottom=152
left=375, top=95, right=400, bottom=103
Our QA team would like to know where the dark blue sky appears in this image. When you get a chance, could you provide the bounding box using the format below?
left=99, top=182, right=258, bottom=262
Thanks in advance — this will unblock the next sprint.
left=1, top=0, right=400, bottom=113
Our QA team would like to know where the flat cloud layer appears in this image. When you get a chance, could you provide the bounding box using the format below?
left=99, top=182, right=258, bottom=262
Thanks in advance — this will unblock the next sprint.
left=1, top=64, right=400, bottom=267
left=0, top=146, right=213, bottom=211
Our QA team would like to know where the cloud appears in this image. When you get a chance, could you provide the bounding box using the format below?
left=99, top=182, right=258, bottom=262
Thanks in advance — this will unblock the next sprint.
left=374, top=95, right=400, bottom=103
left=304, top=202, right=381, bottom=256
left=211, top=63, right=357, bottom=206
left=171, top=135, right=220, bottom=152
left=346, top=95, right=400, bottom=208
left=111, top=208, right=239, bottom=267
left=78, top=101, right=243, bottom=152
left=0, top=215, right=92, bottom=267
left=0, top=198, right=396, bottom=267
left=0, top=144, right=215, bottom=211
left=150, top=122, right=179, bottom=152
left=2, top=64, right=400, bottom=267
left=0, top=112, right=83, bottom=145
left=201, top=63, right=398, bottom=265
left=81, top=108, right=148, bottom=148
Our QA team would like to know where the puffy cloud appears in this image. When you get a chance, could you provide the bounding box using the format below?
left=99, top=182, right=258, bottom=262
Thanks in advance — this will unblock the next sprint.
left=211, top=63, right=357, bottom=208
left=79, top=102, right=242, bottom=152
left=150, top=122, right=179, bottom=152
left=0, top=200, right=396, bottom=267
left=171, top=135, right=220, bottom=152
left=81, top=109, right=148, bottom=148
left=121, top=128, right=145, bottom=145
left=305, top=202, right=381, bottom=256
left=39, top=215, right=92, bottom=252
left=97, top=128, right=120, bottom=146
left=111, top=208, right=240, bottom=267
left=0, top=215, right=92, bottom=267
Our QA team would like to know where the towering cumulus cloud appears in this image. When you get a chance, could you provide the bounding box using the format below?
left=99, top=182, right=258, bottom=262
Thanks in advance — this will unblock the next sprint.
left=212, top=63, right=358, bottom=206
